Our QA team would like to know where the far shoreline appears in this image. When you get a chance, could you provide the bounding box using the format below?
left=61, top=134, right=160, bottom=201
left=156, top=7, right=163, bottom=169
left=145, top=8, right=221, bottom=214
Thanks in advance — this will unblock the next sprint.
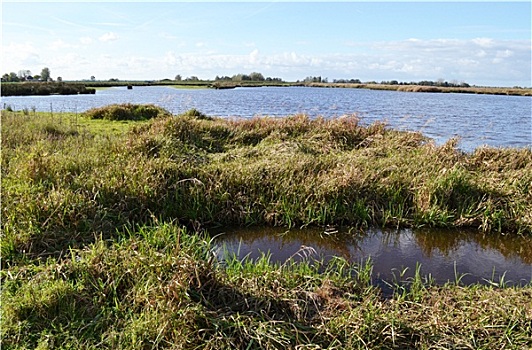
left=3, top=80, right=531, bottom=97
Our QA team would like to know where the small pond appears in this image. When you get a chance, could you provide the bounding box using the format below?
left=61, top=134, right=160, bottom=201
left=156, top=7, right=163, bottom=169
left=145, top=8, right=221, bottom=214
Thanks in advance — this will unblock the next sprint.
left=214, top=226, right=532, bottom=289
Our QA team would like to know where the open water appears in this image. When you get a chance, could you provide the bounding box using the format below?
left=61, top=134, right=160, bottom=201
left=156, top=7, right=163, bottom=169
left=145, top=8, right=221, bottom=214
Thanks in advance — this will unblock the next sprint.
left=2, top=85, right=531, bottom=152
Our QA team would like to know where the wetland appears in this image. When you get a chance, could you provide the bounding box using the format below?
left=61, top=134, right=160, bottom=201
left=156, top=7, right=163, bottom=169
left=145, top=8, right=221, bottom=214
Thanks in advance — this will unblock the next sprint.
left=1, top=99, right=531, bottom=349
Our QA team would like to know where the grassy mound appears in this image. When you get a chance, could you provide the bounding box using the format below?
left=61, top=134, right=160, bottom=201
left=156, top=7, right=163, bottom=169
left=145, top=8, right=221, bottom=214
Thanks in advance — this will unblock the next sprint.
left=2, top=108, right=531, bottom=263
left=83, top=103, right=171, bottom=121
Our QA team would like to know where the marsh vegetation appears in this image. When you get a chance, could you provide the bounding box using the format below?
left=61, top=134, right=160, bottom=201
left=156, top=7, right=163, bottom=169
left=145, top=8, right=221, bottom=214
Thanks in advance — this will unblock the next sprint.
left=306, top=82, right=532, bottom=96
left=1, top=82, right=96, bottom=96
left=2, top=105, right=531, bottom=349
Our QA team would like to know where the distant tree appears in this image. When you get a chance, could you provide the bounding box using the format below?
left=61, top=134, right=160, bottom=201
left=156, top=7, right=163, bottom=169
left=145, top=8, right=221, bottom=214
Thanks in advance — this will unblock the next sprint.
left=265, top=77, right=283, bottom=82
left=41, top=67, right=51, bottom=81
left=175, top=74, right=182, bottom=81
left=232, top=74, right=250, bottom=81
left=1, top=73, right=21, bottom=82
left=91, top=76, right=96, bottom=81
left=249, top=72, right=265, bottom=81
left=303, top=76, right=321, bottom=83
left=9, top=72, right=19, bottom=82
left=33, top=74, right=41, bottom=81
left=18, top=70, right=31, bottom=80
left=57, top=76, right=62, bottom=82
left=215, top=75, right=231, bottom=81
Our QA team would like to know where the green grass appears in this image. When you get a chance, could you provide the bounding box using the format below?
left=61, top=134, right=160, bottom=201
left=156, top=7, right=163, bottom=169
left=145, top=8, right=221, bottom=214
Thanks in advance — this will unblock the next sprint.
left=2, top=108, right=531, bottom=263
left=2, top=224, right=531, bottom=349
left=2, top=107, right=531, bottom=349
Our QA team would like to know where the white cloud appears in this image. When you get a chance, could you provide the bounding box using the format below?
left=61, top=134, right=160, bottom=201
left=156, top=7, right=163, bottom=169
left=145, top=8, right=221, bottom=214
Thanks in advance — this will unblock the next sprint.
left=472, top=38, right=495, bottom=48
left=80, top=37, right=94, bottom=45
left=99, top=32, right=119, bottom=42
left=476, top=50, right=487, bottom=58
left=50, top=39, right=78, bottom=50
left=249, top=49, right=259, bottom=64
left=1, top=42, right=42, bottom=71
left=6, top=36, right=526, bottom=86
left=159, top=32, right=177, bottom=40
left=116, top=38, right=529, bottom=86
left=334, top=38, right=531, bottom=85
left=496, top=49, right=513, bottom=58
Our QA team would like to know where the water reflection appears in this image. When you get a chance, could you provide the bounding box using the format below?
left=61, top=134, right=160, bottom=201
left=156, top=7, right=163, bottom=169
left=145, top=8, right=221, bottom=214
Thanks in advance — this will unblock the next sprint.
left=214, top=226, right=532, bottom=286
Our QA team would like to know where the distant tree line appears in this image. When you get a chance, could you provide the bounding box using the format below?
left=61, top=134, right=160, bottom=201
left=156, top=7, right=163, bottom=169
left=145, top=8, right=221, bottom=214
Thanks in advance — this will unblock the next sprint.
left=3, top=68, right=471, bottom=89
left=214, top=72, right=283, bottom=82
left=332, top=78, right=362, bottom=84
left=413, top=80, right=470, bottom=88
left=171, top=72, right=283, bottom=82
left=2, top=67, right=54, bottom=82
left=303, top=76, right=328, bottom=83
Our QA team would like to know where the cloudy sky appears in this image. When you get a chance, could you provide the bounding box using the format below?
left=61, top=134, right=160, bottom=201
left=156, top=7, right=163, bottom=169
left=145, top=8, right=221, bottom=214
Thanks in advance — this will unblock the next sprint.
left=2, top=1, right=531, bottom=87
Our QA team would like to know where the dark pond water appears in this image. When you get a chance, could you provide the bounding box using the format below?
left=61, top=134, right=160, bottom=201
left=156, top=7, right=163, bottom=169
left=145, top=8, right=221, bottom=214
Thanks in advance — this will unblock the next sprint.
left=214, top=226, right=532, bottom=289
left=2, top=86, right=531, bottom=152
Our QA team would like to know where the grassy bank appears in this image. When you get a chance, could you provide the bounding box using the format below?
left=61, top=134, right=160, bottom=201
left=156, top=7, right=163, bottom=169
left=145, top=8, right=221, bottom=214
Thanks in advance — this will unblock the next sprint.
left=2, top=105, right=531, bottom=262
left=7, top=80, right=527, bottom=96
left=306, top=82, right=532, bottom=96
left=2, top=105, right=531, bottom=348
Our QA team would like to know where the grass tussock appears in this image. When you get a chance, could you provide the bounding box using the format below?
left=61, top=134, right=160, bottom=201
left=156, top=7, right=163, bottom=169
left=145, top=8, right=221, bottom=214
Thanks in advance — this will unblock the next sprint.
left=2, top=107, right=531, bottom=349
left=83, top=103, right=171, bottom=121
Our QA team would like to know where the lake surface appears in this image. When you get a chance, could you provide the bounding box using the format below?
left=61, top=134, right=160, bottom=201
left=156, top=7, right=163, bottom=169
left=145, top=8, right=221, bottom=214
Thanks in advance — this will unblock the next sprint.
left=2, top=86, right=531, bottom=152
left=214, top=226, right=532, bottom=290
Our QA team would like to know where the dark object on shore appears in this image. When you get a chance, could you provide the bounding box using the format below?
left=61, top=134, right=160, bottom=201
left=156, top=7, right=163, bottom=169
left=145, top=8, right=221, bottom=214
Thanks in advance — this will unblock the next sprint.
left=127, top=85, right=133, bottom=90
left=1, top=82, right=96, bottom=96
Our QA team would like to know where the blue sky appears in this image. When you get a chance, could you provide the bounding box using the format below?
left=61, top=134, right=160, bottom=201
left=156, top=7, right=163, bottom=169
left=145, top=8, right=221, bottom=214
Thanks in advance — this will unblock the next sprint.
left=2, top=1, right=531, bottom=86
